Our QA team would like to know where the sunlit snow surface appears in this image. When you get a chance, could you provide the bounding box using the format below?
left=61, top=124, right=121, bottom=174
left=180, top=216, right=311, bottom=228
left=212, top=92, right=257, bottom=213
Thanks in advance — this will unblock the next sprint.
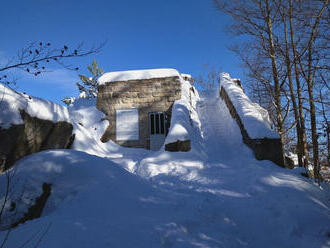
left=0, top=83, right=70, bottom=129
left=0, top=78, right=329, bottom=248
left=98, top=68, right=180, bottom=84
left=219, top=73, right=279, bottom=139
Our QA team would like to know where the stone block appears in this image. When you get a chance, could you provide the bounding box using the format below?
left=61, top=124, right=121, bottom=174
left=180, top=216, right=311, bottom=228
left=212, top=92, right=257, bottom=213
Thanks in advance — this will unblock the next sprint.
left=165, top=140, right=191, bottom=152
left=220, top=87, right=285, bottom=167
left=167, top=97, right=177, bottom=102
left=96, top=76, right=182, bottom=150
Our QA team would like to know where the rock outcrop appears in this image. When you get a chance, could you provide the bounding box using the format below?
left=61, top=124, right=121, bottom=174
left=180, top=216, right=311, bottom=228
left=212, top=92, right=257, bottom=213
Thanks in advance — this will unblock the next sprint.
left=0, top=110, right=74, bottom=171
left=12, top=183, right=52, bottom=228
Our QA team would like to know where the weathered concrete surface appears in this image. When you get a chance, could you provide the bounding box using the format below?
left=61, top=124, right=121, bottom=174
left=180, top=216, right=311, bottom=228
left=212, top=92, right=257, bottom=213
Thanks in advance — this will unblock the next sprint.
left=0, top=110, right=74, bottom=171
left=165, top=140, right=191, bottom=152
left=220, top=87, right=286, bottom=168
left=97, top=76, right=181, bottom=149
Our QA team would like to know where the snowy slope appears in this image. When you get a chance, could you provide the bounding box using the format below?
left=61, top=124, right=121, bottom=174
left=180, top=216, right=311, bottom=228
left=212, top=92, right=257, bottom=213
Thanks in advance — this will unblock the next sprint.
left=68, top=97, right=151, bottom=173
left=0, top=150, right=165, bottom=247
left=0, top=77, right=329, bottom=248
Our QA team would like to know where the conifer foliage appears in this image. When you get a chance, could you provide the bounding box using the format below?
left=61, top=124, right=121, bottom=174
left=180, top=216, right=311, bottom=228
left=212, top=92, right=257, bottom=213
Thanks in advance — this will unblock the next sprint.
left=76, top=60, right=104, bottom=98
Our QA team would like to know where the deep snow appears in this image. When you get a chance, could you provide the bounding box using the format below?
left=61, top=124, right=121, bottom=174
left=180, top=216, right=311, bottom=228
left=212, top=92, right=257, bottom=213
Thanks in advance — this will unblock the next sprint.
left=0, top=83, right=70, bottom=129
left=0, top=77, right=329, bottom=248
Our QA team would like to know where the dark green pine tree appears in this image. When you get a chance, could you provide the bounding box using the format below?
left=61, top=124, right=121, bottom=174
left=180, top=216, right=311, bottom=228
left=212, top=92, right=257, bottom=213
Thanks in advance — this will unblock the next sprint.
left=76, top=59, right=104, bottom=98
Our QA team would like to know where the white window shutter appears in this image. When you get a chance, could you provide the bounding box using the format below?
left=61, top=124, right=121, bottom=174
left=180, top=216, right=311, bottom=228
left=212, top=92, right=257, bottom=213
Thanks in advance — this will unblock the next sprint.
left=116, top=109, right=139, bottom=141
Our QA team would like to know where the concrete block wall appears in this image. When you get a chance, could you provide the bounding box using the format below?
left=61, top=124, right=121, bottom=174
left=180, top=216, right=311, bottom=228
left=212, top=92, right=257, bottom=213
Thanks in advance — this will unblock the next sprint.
left=220, top=87, right=285, bottom=167
left=97, top=76, right=181, bottom=149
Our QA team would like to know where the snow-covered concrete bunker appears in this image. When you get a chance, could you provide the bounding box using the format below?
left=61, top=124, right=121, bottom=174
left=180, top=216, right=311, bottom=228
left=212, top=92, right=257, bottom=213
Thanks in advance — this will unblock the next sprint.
left=97, top=68, right=186, bottom=150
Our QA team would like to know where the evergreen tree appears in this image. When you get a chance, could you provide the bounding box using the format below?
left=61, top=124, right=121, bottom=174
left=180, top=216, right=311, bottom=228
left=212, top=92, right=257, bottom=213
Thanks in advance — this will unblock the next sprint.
left=76, top=59, right=104, bottom=98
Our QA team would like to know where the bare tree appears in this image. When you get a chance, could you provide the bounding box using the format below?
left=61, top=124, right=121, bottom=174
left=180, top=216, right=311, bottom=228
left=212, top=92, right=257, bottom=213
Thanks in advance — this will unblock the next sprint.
left=300, top=0, right=328, bottom=181
left=318, top=87, right=330, bottom=166
left=214, top=0, right=287, bottom=165
left=214, top=0, right=329, bottom=179
left=0, top=41, right=103, bottom=247
left=195, top=64, right=222, bottom=92
left=0, top=42, right=103, bottom=86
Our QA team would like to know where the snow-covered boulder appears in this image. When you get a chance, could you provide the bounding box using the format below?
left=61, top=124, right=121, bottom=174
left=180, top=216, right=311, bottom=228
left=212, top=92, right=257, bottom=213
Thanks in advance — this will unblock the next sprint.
left=0, top=84, right=70, bottom=129
left=0, top=84, right=74, bottom=171
left=0, top=149, right=156, bottom=232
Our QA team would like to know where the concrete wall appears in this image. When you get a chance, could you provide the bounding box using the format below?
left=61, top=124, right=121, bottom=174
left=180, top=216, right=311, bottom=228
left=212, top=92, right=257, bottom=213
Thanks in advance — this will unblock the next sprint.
left=220, top=87, right=286, bottom=167
left=97, top=76, right=181, bottom=149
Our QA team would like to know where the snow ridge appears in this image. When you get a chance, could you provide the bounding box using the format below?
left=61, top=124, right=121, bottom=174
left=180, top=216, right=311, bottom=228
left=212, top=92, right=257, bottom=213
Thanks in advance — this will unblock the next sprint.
left=0, top=83, right=70, bottom=129
left=219, top=73, right=279, bottom=139
left=164, top=78, right=200, bottom=145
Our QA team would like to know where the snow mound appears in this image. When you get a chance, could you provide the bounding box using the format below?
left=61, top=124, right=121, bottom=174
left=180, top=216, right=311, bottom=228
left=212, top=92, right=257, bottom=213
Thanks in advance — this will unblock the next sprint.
left=0, top=150, right=160, bottom=246
left=68, top=97, right=149, bottom=172
left=68, top=97, right=114, bottom=157
left=165, top=79, right=200, bottom=145
left=98, top=68, right=180, bottom=84
left=219, top=73, right=279, bottom=139
left=69, top=97, right=106, bottom=134
left=0, top=84, right=70, bottom=129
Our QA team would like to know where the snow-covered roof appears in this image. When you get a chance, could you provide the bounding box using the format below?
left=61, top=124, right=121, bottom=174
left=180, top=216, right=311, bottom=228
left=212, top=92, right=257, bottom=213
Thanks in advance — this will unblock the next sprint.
left=98, top=68, right=180, bottom=84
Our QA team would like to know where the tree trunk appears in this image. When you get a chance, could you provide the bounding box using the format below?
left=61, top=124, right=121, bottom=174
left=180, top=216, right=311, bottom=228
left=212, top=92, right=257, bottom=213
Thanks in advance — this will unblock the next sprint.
left=288, top=0, right=310, bottom=169
left=301, top=0, right=327, bottom=182
left=282, top=9, right=303, bottom=166
left=264, top=0, right=285, bottom=165
left=306, top=34, right=319, bottom=182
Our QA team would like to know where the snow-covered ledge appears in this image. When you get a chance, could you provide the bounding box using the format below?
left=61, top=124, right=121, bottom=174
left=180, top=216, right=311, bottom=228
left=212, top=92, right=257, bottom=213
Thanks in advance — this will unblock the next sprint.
left=0, top=84, right=74, bottom=171
left=219, top=73, right=286, bottom=167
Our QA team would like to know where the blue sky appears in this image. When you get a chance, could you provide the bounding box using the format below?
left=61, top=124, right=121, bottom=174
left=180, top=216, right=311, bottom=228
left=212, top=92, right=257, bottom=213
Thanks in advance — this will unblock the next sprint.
left=1, top=0, right=244, bottom=104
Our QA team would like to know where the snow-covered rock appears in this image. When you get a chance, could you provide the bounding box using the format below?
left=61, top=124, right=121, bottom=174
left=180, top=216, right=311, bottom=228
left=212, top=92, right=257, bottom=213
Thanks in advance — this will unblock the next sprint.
left=0, top=84, right=74, bottom=170
left=0, top=83, right=70, bottom=129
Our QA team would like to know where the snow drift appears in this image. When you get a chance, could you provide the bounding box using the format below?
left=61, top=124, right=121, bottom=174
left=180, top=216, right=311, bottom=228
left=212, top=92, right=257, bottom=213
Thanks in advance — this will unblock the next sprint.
left=164, top=78, right=200, bottom=145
